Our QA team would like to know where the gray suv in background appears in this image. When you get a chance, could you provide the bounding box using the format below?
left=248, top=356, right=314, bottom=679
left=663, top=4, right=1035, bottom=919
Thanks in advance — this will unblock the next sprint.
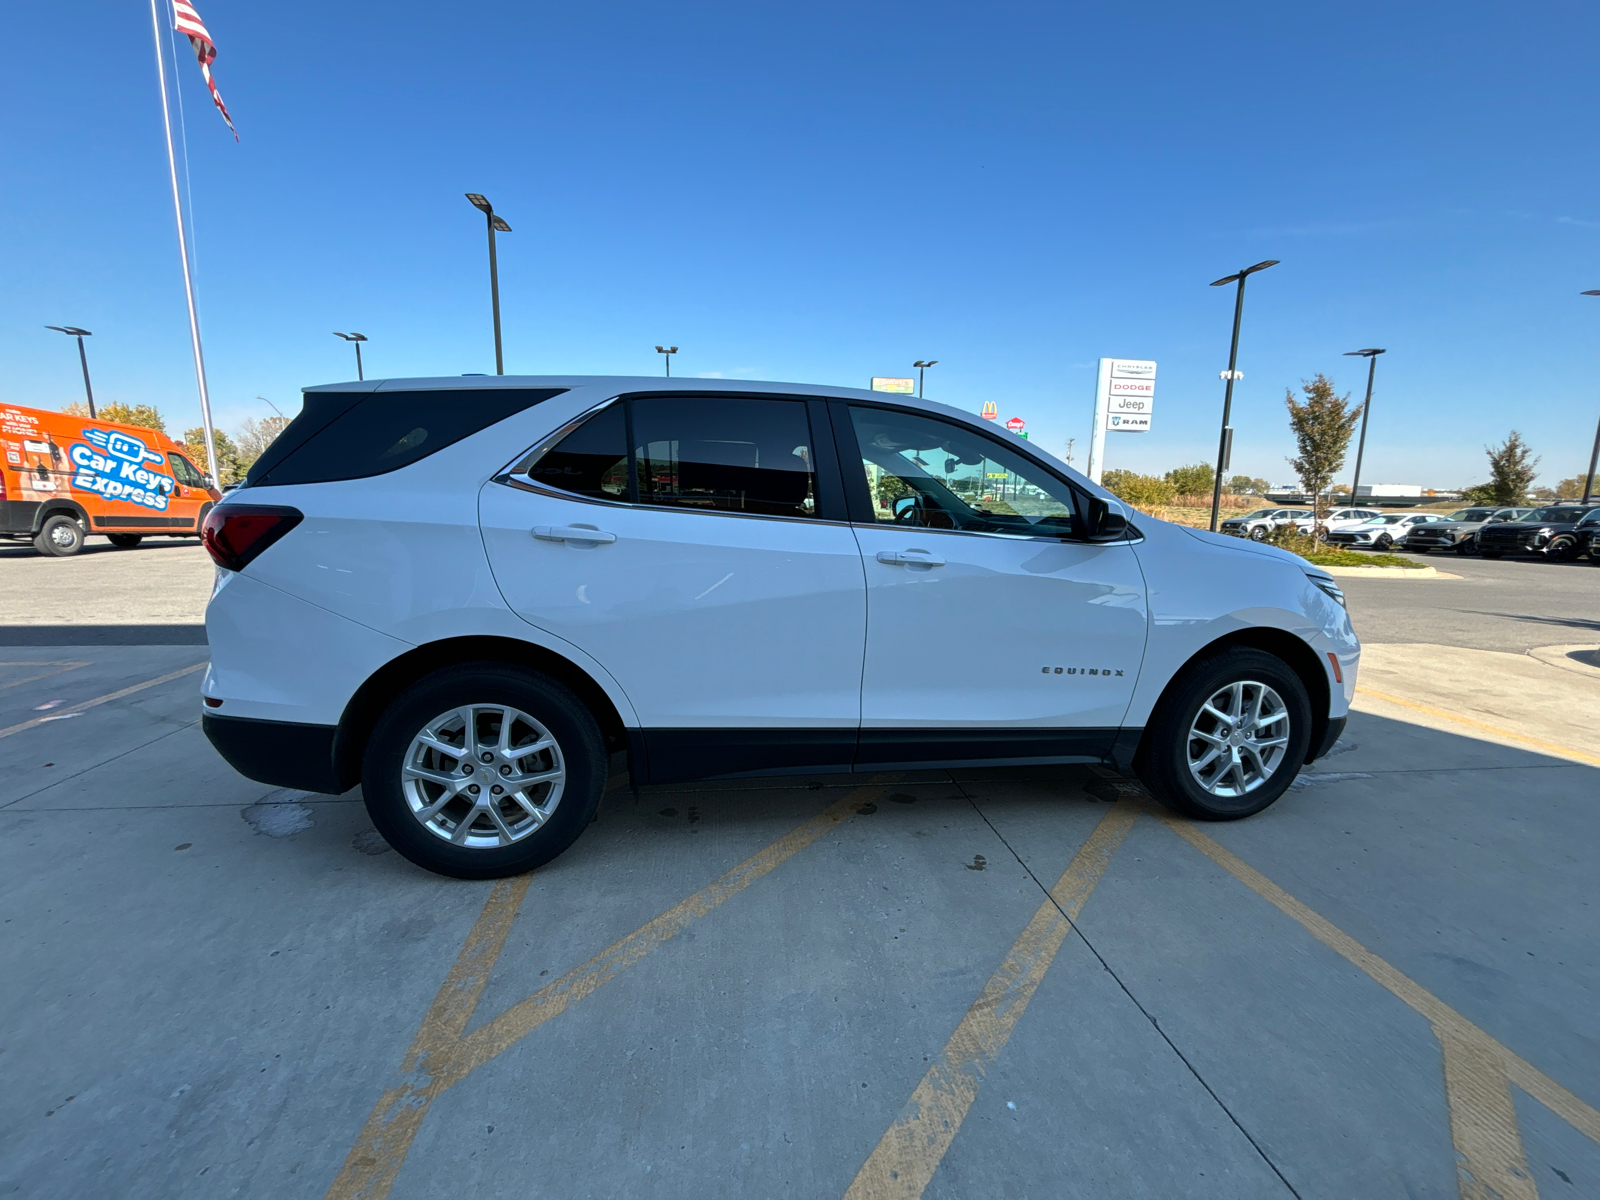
left=1401, top=506, right=1531, bottom=555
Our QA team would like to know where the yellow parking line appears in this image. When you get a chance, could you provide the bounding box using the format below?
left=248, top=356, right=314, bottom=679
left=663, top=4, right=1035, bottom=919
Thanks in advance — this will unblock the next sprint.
left=1163, top=815, right=1600, bottom=1198
left=843, top=799, right=1139, bottom=1200
left=1355, top=685, right=1600, bottom=769
left=0, top=660, right=89, bottom=693
left=0, top=661, right=206, bottom=740
left=326, top=786, right=881, bottom=1200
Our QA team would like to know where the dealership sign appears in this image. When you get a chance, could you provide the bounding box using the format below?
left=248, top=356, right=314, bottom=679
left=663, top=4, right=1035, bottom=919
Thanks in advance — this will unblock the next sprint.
left=1086, top=358, right=1156, bottom=484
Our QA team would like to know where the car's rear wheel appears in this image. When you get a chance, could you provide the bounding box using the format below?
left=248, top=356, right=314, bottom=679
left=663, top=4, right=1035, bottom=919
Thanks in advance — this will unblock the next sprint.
left=107, top=534, right=143, bottom=549
left=362, top=663, right=606, bottom=879
left=34, top=514, right=86, bottom=557
left=1136, top=648, right=1312, bottom=821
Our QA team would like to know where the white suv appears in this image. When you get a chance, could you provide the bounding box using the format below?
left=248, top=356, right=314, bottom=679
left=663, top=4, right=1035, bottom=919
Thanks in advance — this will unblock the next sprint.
left=200, top=378, right=1359, bottom=879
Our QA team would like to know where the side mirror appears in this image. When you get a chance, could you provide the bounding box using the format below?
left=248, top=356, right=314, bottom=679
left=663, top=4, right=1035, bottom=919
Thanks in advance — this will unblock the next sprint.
left=893, top=496, right=917, bottom=518
left=1087, top=497, right=1128, bottom=541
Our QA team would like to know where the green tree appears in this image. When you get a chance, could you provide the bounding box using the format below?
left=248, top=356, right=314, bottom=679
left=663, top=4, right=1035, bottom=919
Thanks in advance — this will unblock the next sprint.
left=1101, top=469, right=1175, bottom=509
left=1284, top=374, right=1361, bottom=540
left=1552, top=474, right=1588, bottom=499
left=62, top=401, right=167, bottom=432
left=1163, top=462, right=1215, bottom=497
left=1466, top=432, right=1540, bottom=506
left=1228, top=475, right=1271, bottom=496
left=185, top=427, right=243, bottom=484
left=234, top=416, right=292, bottom=472
left=875, top=473, right=913, bottom=510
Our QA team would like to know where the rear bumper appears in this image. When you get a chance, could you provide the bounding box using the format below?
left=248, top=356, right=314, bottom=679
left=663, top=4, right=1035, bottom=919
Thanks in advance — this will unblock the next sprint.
left=203, top=713, right=348, bottom=794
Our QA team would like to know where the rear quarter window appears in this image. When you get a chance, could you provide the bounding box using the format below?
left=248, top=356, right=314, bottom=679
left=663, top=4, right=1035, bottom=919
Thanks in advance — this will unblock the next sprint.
left=247, top=388, right=566, bottom=487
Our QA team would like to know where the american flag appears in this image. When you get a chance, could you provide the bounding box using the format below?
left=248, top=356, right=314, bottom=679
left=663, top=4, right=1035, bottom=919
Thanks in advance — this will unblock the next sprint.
left=172, top=0, right=237, bottom=140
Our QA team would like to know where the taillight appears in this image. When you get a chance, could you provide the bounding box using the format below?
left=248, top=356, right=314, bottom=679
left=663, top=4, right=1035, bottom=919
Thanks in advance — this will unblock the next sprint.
left=202, top=504, right=303, bottom=571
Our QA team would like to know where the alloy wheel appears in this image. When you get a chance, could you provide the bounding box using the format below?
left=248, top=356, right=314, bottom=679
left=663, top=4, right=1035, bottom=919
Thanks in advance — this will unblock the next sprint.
left=1186, top=680, right=1291, bottom=797
left=400, top=704, right=565, bottom=848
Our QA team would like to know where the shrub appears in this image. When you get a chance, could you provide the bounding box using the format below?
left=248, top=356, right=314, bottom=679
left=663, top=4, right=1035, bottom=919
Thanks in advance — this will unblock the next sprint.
left=1102, top=469, right=1175, bottom=509
left=1164, top=463, right=1215, bottom=496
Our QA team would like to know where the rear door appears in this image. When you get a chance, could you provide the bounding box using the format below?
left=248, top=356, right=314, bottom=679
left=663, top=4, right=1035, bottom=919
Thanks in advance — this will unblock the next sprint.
left=480, top=393, right=867, bottom=782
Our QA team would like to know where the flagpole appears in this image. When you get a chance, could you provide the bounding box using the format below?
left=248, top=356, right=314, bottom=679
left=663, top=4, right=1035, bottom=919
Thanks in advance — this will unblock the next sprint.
left=149, top=0, right=220, bottom=485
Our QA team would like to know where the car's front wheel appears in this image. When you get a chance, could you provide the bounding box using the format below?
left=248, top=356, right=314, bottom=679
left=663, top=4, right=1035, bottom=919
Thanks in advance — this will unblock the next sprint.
left=107, top=534, right=143, bottom=549
left=1375, top=533, right=1394, bottom=550
left=1248, top=526, right=1269, bottom=541
left=1136, top=648, right=1313, bottom=820
left=1546, top=535, right=1579, bottom=562
left=362, top=663, right=607, bottom=879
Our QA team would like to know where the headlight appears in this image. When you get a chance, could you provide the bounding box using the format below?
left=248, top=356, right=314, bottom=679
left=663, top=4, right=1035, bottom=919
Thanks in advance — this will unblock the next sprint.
left=1307, top=574, right=1346, bottom=607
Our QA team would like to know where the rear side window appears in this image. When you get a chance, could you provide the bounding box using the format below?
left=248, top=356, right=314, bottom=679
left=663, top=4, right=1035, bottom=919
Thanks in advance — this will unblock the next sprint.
left=631, top=396, right=814, bottom=518
left=518, top=395, right=817, bottom=520
left=248, top=388, right=566, bottom=487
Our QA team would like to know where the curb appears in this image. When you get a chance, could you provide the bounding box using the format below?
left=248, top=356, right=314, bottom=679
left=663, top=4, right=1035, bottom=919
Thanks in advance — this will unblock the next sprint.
left=1320, top=565, right=1458, bottom=579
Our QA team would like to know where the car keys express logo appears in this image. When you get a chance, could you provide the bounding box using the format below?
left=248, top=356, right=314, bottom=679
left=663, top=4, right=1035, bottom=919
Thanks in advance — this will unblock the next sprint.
left=69, top=428, right=174, bottom=511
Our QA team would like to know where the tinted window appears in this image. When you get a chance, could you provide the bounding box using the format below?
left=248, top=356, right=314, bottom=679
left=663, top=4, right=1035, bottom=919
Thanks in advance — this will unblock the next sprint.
left=518, top=404, right=628, bottom=501
left=248, top=388, right=565, bottom=487
left=169, top=453, right=206, bottom=487
left=632, top=396, right=815, bottom=519
left=848, top=405, right=1079, bottom=537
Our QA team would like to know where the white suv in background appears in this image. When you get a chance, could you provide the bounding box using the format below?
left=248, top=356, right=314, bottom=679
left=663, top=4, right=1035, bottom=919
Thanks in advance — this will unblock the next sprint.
left=200, top=377, right=1359, bottom=879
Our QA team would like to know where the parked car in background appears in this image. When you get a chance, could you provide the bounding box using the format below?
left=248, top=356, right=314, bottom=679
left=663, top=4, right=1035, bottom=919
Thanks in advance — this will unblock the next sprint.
left=0, top=402, right=220, bottom=556
left=1282, top=507, right=1381, bottom=536
left=199, top=375, right=1358, bottom=878
left=1324, top=512, right=1448, bottom=550
left=1575, top=508, right=1600, bottom=564
left=1401, top=506, right=1531, bottom=555
left=1219, top=507, right=1313, bottom=540
left=1476, top=504, right=1600, bottom=561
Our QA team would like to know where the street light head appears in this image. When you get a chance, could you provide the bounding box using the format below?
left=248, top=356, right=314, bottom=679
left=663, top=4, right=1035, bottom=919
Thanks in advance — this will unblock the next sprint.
left=465, top=193, right=492, bottom=213
left=45, top=325, right=92, bottom=337
left=491, top=215, right=512, bottom=233
left=1209, top=274, right=1241, bottom=287
left=1241, top=259, right=1280, bottom=276
left=1583, top=290, right=1600, bottom=296
left=913, top=360, right=938, bottom=368
left=348, top=332, right=368, bottom=342
left=655, top=345, right=677, bottom=354
left=1343, top=348, right=1386, bottom=357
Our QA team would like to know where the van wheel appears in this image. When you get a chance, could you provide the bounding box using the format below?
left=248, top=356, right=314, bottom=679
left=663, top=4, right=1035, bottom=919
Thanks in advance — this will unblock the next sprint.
left=34, top=515, right=86, bottom=557
left=361, top=663, right=606, bottom=879
left=107, top=534, right=143, bottom=549
left=1135, top=648, right=1313, bottom=821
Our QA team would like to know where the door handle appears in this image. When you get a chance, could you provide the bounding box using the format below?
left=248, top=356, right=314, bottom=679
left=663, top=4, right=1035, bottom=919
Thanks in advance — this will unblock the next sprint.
left=876, top=549, right=945, bottom=567
left=533, top=525, right=617, bottom=544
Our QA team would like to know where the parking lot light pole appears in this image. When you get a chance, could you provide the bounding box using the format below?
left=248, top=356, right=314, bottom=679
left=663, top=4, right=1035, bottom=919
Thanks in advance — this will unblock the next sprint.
left=1342, top=348, right=1386, bottom=501
left=913, top=360, right=938, bottom=397
left=655, top=346, right=678, bottom=376
left=465, top=194, right=511, bottom=374
left=45, top=326, right=97, bottom=418
left=1581, top=292, right=1600, bottom=504
left=1207, top=261, right=1279, bottom=531
left=332, top=332, right=369, bottom=380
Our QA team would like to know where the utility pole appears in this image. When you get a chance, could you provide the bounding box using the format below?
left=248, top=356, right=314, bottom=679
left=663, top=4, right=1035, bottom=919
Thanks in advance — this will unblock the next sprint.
left=465, top=194, right=512, bottom=374
left=1343, top=348, right=1386, bottom=500
left=45, top=326, right=97, bottom=418
left=1206, top=260, right=1279, bottom=530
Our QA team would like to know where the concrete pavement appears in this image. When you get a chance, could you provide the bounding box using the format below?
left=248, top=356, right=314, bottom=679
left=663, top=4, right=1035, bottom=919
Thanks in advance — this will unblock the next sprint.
left=1, top=543, right=1597, bottom=1199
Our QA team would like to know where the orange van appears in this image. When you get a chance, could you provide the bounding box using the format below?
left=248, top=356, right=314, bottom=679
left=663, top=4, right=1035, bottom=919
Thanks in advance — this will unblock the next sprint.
left=0, top=403, right=221, bottom=556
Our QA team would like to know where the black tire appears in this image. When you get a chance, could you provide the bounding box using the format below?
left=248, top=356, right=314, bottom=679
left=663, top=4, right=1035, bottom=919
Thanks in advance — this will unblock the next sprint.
left=361, top=663, right=606, bottom=880
left=1375, top=533, right=1394, bottom=550
left=1135, top=647, right=1313, bottom=821
left=107, top=534, right=143, bottom=549
left=1546, top=535, right=1578, bottom=563
left=33, top=514, right=86, bottom=557
left=1248, top=525, right=1269, bottom=541
left=1455, top=541, right=1473, bottom=556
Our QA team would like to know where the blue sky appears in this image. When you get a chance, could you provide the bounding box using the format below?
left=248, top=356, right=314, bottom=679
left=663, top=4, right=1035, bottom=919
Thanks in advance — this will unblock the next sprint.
left=3, top=0, right=1598, bottom=488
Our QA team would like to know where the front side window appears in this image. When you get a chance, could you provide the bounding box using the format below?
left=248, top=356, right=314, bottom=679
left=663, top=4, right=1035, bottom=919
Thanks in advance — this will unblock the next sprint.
left=169, top=453, right=207, bottom=487
left=847, top=405, right=1079, bottom=537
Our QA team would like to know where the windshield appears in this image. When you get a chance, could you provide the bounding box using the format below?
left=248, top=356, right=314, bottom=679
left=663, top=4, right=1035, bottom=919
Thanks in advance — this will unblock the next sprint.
left=1242, top=508, right=1276, bottom=518
left=1447, top=508, right=1492, bottom=521
left=1372, top=514, right=1409, bottom=524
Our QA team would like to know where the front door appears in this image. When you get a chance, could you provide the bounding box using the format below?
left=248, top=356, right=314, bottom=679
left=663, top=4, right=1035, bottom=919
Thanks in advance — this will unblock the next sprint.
left=480, top=394, right=867, bottom=782
left=839, top=403, right=1148, bottom=768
